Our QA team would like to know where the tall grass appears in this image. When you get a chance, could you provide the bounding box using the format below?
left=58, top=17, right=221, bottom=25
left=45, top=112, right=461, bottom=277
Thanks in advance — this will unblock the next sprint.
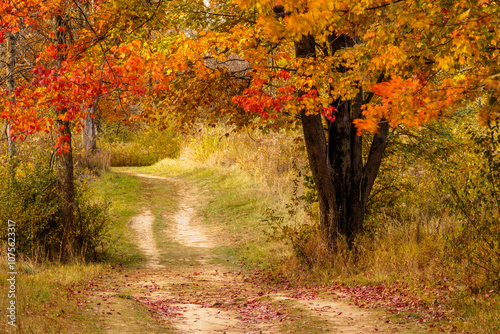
left=0, top=252, right=105, bottom=333
left=98, top=120, right=180, bottom=167
left=181, top=123, right=307, bottom=205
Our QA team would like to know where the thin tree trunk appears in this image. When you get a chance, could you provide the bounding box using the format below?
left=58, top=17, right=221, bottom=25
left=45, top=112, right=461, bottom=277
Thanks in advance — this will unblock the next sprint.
left=5, top=31, right=16, bottom=157
left=83, top=106, right=97, bottom=156
left=58, top=119, right=76, bottom=259
left=348, top=90, right=365, bottom=237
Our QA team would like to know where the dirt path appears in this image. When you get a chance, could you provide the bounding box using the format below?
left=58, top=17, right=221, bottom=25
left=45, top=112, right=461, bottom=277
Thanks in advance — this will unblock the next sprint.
left=99, top=173, right=418, bottom=333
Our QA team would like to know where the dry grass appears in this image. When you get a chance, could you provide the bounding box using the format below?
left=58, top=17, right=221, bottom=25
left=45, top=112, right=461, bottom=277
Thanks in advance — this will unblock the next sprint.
left=180, top=123, right=307, bottom=205
left=0, top=252, right=104, bottom=333
left=74, top=149, right=111, bottom=171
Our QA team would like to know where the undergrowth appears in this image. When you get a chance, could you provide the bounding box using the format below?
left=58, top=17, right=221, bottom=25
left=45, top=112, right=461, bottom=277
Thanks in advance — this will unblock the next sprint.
left=0, top=138, right=108, bottom=263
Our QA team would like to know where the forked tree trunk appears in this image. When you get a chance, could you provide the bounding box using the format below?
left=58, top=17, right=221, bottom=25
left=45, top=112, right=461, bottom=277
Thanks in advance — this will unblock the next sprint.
left=295, top=34, right=389, bottom=249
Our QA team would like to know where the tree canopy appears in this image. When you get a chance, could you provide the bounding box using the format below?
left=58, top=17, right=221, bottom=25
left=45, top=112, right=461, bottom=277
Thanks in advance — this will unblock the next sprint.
left=3, top=1, right=500, bottom=137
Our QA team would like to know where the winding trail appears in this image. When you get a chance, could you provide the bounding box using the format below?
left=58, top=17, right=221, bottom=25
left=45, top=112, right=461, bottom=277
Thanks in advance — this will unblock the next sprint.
left=126, top=173, right=280, bottom=333
left=91, top=172, right=419, bottom=333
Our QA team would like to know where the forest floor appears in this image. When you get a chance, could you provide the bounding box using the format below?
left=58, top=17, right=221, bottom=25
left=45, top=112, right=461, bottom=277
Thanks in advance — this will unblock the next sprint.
left=67, top=170, right=430, bottom=334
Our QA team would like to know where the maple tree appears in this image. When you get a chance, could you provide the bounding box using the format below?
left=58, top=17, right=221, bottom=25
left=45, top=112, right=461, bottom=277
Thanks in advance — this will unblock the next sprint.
left=0, top=0, right=176, bottom=258
left=225, top=0, right=500, bottom=249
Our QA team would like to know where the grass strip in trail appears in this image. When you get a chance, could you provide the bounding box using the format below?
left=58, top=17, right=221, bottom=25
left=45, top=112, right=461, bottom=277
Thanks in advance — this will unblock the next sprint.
left=120, top=159, right=291, bottom=270
left=91, top=172, right=144, bottom=266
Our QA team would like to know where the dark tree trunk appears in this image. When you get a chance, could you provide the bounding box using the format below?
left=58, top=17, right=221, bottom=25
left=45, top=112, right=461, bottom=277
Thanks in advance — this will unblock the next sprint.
left=300, top=109, right=339, bottom=247
left=295, top=34, right=389, bottom=249
left=55, top=15, right=76, bottom=260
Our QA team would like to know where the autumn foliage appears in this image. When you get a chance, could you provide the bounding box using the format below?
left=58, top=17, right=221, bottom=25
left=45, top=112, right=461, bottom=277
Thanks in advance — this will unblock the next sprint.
left=228, top=0, right=500, bottom=130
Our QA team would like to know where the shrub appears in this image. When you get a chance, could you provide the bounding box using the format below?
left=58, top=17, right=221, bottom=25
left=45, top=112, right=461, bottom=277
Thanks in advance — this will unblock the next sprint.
left=0, top=154, right=108, bottom=262
left=441, top=121, right=500, bottom=290
left=360, top=110, right=500, bottom=290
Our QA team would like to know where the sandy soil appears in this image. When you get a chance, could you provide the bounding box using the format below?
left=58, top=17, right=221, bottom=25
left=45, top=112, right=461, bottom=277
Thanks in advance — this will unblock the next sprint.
left=129, top=209, right=163, bottom=268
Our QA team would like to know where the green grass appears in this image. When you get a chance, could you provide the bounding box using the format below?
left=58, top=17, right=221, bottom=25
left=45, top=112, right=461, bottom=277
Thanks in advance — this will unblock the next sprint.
left=90, top=171, right=145, bottom=266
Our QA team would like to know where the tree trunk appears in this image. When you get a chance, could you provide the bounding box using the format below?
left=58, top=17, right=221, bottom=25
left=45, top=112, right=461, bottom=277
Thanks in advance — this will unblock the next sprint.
left=295, top=34, right=389, bottom=249
left=4, top=31, right=16, bottom=157
left=82, top=106, right=97, bottom=156
left=55, top=15, right=76, bottom=260
left=58, top=120, right=76, bottom=260
left=300, top=109, right=339, bottom=248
